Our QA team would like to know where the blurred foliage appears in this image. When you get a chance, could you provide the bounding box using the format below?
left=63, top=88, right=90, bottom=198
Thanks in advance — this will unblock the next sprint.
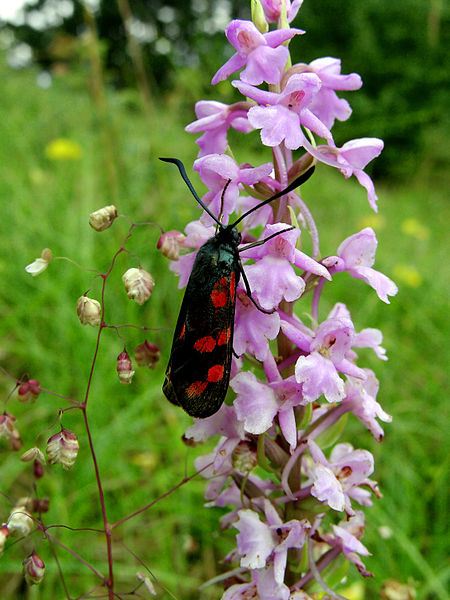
left=1, top=0, right=449, bottom=180
left=296, top=0, right=450, bottom=180
left=0, top=0, right=249, bottom=89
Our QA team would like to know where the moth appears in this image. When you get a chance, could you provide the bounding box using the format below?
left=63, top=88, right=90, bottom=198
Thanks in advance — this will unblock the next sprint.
left=161, top=157, right=314, bottom=418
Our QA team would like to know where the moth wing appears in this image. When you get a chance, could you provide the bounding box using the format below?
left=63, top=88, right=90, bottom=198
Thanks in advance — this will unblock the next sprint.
left=163, top=268, right=237, bottom=418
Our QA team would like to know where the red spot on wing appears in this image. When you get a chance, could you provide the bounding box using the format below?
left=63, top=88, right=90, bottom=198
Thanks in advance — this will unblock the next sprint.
left=217, top=327, right=231, bottom=346
left=211, top=276, right=229, bottom=308
left=194, top=336, right=217, bottom=353
left=179, top=323, right=186, bottom=340
left=207, top=364, right=224, bottom=382
left=211, top=289, right=227, bottom=308
left=186, top=381, right=208, bottom=398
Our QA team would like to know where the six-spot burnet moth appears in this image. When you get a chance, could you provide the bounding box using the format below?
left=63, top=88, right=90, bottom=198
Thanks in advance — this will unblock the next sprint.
left=160, top=157, right=314, bottom=418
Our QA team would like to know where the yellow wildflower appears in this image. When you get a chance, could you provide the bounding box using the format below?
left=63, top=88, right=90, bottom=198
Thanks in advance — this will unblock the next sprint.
left=393, top=264, right=422, bottom=288
left=401, top=218, right=429, bottom=240
left=358, top=214, right=386, bottom=231
left=45, top=138, right=82, bottom=160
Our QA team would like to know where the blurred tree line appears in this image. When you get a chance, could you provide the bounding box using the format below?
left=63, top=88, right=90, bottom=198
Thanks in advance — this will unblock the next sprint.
left=2, top=0, right=449, bottom=180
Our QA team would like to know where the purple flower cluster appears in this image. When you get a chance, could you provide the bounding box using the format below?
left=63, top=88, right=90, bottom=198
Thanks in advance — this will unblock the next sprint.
left=170, top=2, right=397, bottom=597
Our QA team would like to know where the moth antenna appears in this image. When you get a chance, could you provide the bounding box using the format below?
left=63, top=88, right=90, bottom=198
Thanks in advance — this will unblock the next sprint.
left=159, top=157, right=223, bottom=228
left=216, top=179, right=232, bottom=232
left=238, top=226, right=295, bottom=253
left=232, top=166, right=315, bottom=228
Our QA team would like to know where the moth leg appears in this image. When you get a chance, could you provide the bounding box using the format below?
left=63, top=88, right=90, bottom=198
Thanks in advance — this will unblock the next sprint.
left=238, top=261, right=275, bottom=315
left=237, top=226, right=296, bottom=314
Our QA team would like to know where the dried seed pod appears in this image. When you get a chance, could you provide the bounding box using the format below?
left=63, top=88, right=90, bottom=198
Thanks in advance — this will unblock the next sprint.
left=136, top=571, right=156, bottom=595
left=46, top=429, right=79, bottom=470
left=16, top=497, right=34, bottom=512
left=23, top=551, right=45, bottom=585
left=77, top=296, right=101, bottom=326
left=89, top=205, right=118, bottom=231
left=157, top=230, right=186, bottom=260
left=117, top=351, right=135, bottom=384
left=0, top=413, right=16, bottom=439
left=0, top=525, right=10, bottom=556
left=18, top=380, right=41, bottom=403
left=134, top=341, right=160, bottom=369
left=33, top=459, right=45, bottom=479
left=32, top=497, right=50, bottom=513
left=0, top=412, right=21, bottom=450
left=122, top=268, right=155, bottom=305
left=24, top=248, right=52, bottom=276
left=8, top=505, right=34, bottom=536
left=21, top=447, right=46, bottom=464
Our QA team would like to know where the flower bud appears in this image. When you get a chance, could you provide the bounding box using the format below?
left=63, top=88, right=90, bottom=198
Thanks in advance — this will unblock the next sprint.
left=251, top=0, right=269, bottom=33
left=77, top=296, right=102, bottom=326
left=23, top=551, right=45, bottom=585
left=0, top=526, right=10, bottom=556
left=260, top=0, right=292, bottom=23
left=0, top=412, right=21, bottom=450
left=287, top=153, right=315, bottom=182
left=18, top=379, right=41, bottom=403
left=122, top=268, right=155, bottom=305
left=250, top=180, right=277, bottom=197
left=117, top=351, right=135, bottom=384
left=8, top=505, right=33, bottom=536
left=89, top=205, right=118, bottom=231
left=25, top=248, right=52, bottom=277
left=46, top=429, right=79, bottom=470
left=134, top=341, right=160, bottom=369
left=157, top=230, right=186, bottom=260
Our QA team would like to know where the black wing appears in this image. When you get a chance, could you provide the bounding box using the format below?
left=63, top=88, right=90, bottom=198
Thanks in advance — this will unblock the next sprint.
left=163, top=238, right=239, bottom=418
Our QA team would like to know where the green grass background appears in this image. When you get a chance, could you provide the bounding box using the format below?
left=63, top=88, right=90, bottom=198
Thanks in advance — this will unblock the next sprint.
left=0, top=53, right=448, bottom=600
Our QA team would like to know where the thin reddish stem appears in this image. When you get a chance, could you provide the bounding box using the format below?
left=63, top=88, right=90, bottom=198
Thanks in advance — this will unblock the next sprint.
left=111, top=462, right=211, bottom=529
left=77, top=225, right=135, bottom=599
left=38, top=522, right=107, bottom=582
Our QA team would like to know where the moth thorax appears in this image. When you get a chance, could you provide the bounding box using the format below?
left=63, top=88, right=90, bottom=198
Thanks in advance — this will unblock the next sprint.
left=220, top=225, right=241, bottom=246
